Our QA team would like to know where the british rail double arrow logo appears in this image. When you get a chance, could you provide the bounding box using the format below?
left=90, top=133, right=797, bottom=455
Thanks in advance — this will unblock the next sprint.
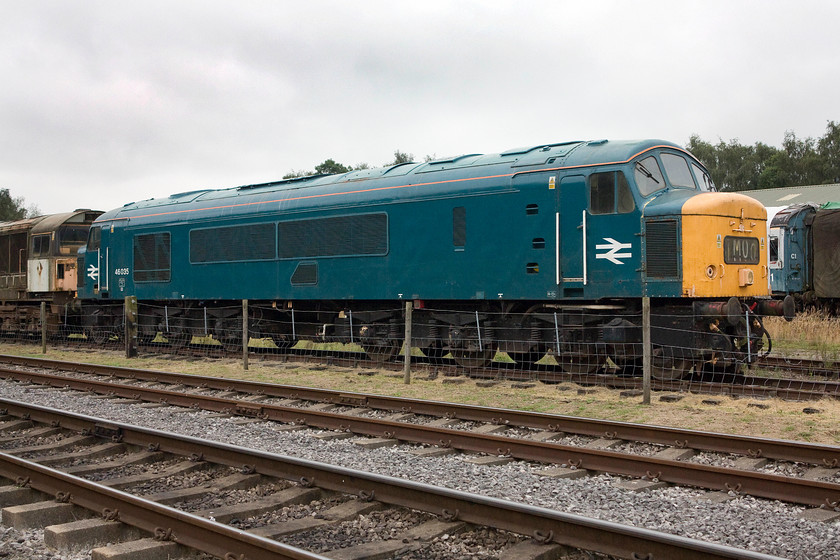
left=595, top=238, right=632, bottom=265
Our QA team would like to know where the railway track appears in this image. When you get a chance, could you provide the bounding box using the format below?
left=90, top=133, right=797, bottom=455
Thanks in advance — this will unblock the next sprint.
left=14, top=337, right=840, bottom=400
left=1, top=354, right=838, bottom=512
left=0, top=399, right=788, bottom=560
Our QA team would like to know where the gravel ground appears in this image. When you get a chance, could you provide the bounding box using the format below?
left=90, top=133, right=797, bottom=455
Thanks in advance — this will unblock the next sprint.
left=0, top=522, right=87, bottom=560
left=1, top=382, right=839, bottom=559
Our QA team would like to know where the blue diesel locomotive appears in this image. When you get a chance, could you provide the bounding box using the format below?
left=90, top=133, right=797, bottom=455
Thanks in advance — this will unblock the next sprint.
left=76, top=139, right=793, bottom=378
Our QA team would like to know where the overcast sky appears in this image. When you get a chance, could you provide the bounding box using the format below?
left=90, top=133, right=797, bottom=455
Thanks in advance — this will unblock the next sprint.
left=3, top=1, right=839, bottom=215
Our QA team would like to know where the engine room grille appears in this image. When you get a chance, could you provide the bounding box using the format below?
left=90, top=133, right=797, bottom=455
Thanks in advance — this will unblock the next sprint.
left=134, top=232, right=171, bottom=282
left=190, top=223, right=276, bottom=263
left=278, top=213, right=388, bottom=259
left=645, top=219, right=679, bottom=278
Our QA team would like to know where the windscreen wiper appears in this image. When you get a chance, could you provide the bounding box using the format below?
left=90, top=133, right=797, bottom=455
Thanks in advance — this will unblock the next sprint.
left=636, top=162, right=660, bottom=184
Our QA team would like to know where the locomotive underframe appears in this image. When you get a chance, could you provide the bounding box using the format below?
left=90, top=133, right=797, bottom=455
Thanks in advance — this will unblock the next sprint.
left=0, top=293, right=81, bottom=338
left=77, top=295, right=787, bottom=379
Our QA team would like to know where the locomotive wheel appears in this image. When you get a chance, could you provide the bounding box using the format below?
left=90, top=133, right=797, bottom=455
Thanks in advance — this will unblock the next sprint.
left=651, top=357, right=692, bottom=380
left=86, top=328, right=111, bottom=345
left=423, top=345, right=448, bottom=364
left=166, top=332, right=192, bottom=349
left=363, top=342, right=400, bottom=363
left=269, top=336, right=294, bottom=353
left=613, top=358, right=642, bottom=377
left=558, top=354, right=598, bottom=374
left=452, top=349, right=493, bottom=369
left=137, top=332, right=157, bottom=345
left=509, top=348, right=547, bottom=368
left=219, top=337, right=243, bottom=352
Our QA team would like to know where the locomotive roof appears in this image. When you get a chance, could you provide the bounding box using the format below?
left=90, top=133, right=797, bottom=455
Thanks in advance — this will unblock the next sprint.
left=0, top=209, right=102, bottom=236
left=96, top=139, right=690, bottom=225
left=0, top=215, right=46, bottom=234
left=30, top=210, right=103, bottom=234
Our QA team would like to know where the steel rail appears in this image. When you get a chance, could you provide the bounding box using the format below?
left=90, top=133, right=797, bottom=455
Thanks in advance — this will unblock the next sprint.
left=1, top=367, right=839, bottom=508
left=0, top=452, right=326, bottom=560
left=1, top=355, right=838, bottom=466
left=7, top=347, right=839, bottom=400
left=756, top=355, right=840, bottom=378
left=0, top=399, right=785, bottom=560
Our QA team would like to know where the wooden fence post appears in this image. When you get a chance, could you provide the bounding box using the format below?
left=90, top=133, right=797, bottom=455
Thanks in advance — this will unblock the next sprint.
left=242, top=299, right=249, bottom=371
left=125, top=296, right=137, bottom=358
left=40, top=302, right=47, bottom=354
left=403, top=301, right=413, bottom=384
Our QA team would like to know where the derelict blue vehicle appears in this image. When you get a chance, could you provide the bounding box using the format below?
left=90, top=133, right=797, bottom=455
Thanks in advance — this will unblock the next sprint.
left=77, top=139, right=792, bottom=378
left=769, top=202, right=840, bottom=311
left=768, top=203, right=817, bottom=297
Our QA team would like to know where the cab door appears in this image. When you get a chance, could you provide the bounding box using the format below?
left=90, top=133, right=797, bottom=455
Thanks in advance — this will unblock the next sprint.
left=583, top=170, right=640, bottom=298
left=27, top=233, right=51, bottom=292
left=558, top=175, right=587, bottom=295
left=558, top=171, right=641, bottom=299
left=85, top=225, right=110, bottom=296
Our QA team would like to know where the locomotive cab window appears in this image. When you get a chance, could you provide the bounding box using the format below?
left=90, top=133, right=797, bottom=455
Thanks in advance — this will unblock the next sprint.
left=661, top=153, right=696, bottom=189
left=589, top=172, right=634, bottom=214
left=634, top=156, right=666, bottom=197
left=87, top=227, right=101, bottom=251
left=56, top=226, right=90, bottom=255
left=691, top=163, right=715, bottom=191
left=31, top=234, right=50, bottom=257
left=768, top=232, right=780, bottom=264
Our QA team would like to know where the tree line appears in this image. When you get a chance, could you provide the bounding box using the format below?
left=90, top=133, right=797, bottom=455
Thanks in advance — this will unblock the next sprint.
left=687, top=120, right=840, bottom=191
left=0, top=189, right=38, bottom=222
left=282, top=149, right=416, bottom=179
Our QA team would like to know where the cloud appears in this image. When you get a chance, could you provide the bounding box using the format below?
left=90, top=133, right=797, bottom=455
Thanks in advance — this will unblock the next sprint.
left=2, top=1, right=840, bottom=214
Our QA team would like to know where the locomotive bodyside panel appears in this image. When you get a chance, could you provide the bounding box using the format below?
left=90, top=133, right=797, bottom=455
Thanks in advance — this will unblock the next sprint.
left=101, top=182, right=560, bottom=303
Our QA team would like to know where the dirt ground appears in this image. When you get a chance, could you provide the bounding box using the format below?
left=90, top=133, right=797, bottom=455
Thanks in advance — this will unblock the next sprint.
left=3, top=343, right=840, bottom=446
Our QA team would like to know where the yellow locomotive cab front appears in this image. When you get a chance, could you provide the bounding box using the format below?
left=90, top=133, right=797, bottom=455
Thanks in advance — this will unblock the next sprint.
left=681, top=192, right=769, bottom=298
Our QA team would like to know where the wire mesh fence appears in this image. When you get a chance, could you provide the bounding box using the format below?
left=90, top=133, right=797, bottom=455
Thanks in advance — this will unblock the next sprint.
left=16, top=299, right=840, bottom=401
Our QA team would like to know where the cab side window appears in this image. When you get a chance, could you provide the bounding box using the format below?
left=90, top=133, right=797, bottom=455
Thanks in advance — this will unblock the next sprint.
left=691, top=163, right=715, bottom=191
left=589, top=171, right=635, bottom=214
left=87, top=227, right=101, bottom=251
left=661, top=153, right=696, bottom=188
left=31, top=234, right=50, bottom=257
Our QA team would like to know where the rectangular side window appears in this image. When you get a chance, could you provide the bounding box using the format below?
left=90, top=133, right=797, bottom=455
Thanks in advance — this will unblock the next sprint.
left=590, top=172, right=635, bottom=214
left=768, top=233, right=779, bottom=263
left=87, top=227, right=101, bottom=251
left=0, top=236, right=9, bottom=273
left=589, top=173, right=615, bottom=215
left=31, top=234, right=50, bottom=257
left=134, top=232, right=171, bottom=282
left=453, top=207, right=466, bottom=248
